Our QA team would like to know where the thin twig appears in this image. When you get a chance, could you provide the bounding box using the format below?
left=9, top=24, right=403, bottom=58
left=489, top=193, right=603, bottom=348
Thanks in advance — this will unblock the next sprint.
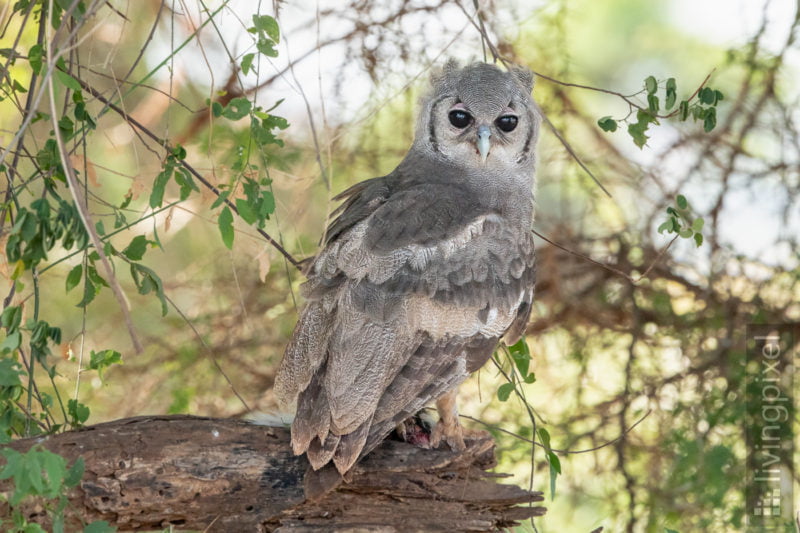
left=164, top=294, right=251, bottom=412
left=460, top=409, right=651, bottom=455
left=72, top=74, right=303, bottom=270
left=531, top=229, right=679, bottom=284
left=45, top=0, right=143, bottom=353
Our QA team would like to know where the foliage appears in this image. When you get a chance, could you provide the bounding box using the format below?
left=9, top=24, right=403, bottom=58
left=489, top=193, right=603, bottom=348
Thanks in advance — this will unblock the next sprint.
left=597, top=75, right=725, bottom=148
left=0, top=446, right=113, bottom=532
left=658, top=194, right=705, bottom=247
left=1, top=1, right=288, bottom=527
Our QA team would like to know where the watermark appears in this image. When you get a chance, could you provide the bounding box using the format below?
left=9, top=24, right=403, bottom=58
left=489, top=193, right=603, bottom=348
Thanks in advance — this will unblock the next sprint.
left=745, top=324, right=796, bottom=531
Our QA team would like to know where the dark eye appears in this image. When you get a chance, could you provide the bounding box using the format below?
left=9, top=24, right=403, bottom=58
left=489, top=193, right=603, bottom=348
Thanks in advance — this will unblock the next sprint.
left=495, top=115, right=518, bottom=132
left=448, top=110, right=472, bottom=129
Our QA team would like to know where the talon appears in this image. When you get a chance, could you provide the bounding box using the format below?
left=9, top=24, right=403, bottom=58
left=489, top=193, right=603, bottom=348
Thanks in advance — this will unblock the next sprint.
left=432, top=390, right=467, bottom=451
left=431, top=416, right=466, bottom=451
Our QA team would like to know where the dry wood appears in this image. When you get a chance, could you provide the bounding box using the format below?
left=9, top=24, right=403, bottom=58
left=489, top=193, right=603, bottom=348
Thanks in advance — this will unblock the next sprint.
left=0, top=415, right=545, bottom=531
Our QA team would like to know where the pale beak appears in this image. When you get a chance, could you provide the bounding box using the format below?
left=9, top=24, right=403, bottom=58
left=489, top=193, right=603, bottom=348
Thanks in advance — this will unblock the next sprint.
left=477, top=125, right=491, bottom=163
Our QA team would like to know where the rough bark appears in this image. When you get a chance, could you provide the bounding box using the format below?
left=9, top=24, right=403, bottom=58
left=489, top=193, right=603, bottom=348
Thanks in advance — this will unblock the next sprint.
left=0, top=415, right=545, bottom=531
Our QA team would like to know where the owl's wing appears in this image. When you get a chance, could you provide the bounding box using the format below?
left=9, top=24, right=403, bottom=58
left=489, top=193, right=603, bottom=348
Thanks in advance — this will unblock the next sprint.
left=275, top=177, right=535, bottom=474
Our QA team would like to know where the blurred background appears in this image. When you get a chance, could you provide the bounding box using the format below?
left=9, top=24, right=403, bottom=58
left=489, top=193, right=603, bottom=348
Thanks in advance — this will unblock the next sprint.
left=1, top=0, right=799, bottom=531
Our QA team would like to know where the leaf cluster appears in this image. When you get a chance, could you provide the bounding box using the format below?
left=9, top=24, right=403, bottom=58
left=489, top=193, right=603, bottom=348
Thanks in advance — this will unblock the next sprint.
left=598, top=75, right=724, bottom=148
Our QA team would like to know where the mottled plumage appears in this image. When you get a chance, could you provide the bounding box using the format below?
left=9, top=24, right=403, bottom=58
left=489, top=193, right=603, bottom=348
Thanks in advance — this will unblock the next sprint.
left=275, top=61, right=539, bottom=476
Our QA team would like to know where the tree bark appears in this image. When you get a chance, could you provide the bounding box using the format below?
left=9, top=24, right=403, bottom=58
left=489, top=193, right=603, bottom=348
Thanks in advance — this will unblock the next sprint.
left=0, top=415, right=545, bottom=531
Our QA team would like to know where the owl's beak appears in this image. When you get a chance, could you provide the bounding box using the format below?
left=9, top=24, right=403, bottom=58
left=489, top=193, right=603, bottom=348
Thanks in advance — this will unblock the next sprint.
left=476, top=125, right=491, bottom=163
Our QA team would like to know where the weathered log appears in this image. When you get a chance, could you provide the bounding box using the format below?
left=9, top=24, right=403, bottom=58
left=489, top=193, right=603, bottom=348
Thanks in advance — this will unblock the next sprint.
left=0, top=415, right=545, bottom=531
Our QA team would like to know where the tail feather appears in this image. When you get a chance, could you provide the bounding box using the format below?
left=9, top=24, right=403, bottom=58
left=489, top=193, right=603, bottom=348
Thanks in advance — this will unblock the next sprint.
left=307, top=433, right=340, bottom=470
left=333, top=416, right=373, bottom=474
left=291, top=369, right=331, bottom=455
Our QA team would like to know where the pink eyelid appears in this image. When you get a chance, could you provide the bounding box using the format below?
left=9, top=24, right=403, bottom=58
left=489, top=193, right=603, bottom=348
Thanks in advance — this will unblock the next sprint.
left=449, top=103, right=468, bottom=112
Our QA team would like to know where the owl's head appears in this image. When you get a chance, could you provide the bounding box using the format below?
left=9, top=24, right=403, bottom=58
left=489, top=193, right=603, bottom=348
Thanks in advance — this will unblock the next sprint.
left=415, top=61, right=539, bottom=173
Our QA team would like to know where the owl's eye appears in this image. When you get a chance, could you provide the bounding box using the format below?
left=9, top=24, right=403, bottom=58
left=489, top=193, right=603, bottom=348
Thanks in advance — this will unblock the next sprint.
left=495, top=115, right=519, bottom=132
left=448, top=110, right=473, bottom=129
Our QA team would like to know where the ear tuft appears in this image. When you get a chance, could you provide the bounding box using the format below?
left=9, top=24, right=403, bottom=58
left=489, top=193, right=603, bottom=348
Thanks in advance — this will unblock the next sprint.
left=510, top=65, right=534, bottom=93
left=430, top=58, right=460, bottom=91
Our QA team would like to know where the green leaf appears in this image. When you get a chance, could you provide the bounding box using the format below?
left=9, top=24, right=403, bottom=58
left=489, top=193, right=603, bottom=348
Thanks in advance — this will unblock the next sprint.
left=129, top=263, right=168, bottom=315
left=508, top=338, right=531, bottom=378
left=0, top=330, right=22, bottom=352
left=119, top=192, right=133, bottom=210
left=691, top=217, right=704, bottom=232
left=647, top=94, right=659, bottom=113
left=645, top=75, right=657, bottom=95
left=174, top=168, right=197, bottom=201
left=39, top=447, right=67, bottom=496
left=236, top=198, right=257, bottom=225
left=597, top=116, right=617, bottom=132
left=676, top=194, right=688, bottom=209
left=26, top=522, right=49, bottom=533
left=679, top=228, right=693, bottom=239
left=55, top=70, right=81, bottom=92
left=538, top=427, right=551, bottom=449
left=536, top=428, right=560, bottom=500
left=76, top=276, right=97, bottom=307
left=64, top=457, right=84, bottom=488
left=714, top=89, right=724, bottom=103
left=256, top=37, right=278, bottom=58
left=210, top=190, right=230, bottom=209
left=87, top=265, right=108, bottom=288
left=699, top=87, right=715, bottom=105
left=66, top=264, right=82, bottom=292
left=122, top=235, right=149, bottom=261
left=149, top=166, right=172, bottom=208
left=241, top=53, right=255, bottom=75
left=58, top=115, right=74, bottom=135
left=222, top=97, right=252, bottom=120
left=627, top=122, right=649, bottom=149
left=67, top=399, right=90, bottom=425
left=547, top=451, right=561, bottom=500
left=678, top=100, right=689, bottom=120
left=171, top=145, right=187, bottom=159
left=1, top=305, right=23, bottom=330
left=29, top=44, right=44, bottom=74
left=88, top=349, right=122, bottom=372
left=703, top=107, right=717, bottom=132
left=218, top=206, right=234, bottom=249
left=497, top=382, right=515, bottom=402
left=665, top=78, right=677, bottom=109
left=83, top=521, right=115, bottom=533
left=0, top=358, right=24, bottom=386
left=11, top=77, right=27, bottom=93
left=694, top=233, right=704, bottom=247
left=259, top=190, right=276, bottom=220
left=253, top=14, right=280, bottom=43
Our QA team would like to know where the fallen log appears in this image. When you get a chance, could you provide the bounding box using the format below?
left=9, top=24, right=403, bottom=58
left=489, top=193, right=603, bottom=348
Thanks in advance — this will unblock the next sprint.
left=0, top=415, right=545, bottom=531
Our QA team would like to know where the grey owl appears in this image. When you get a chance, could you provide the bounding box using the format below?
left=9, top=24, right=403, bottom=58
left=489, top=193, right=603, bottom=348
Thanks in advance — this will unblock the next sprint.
left=275, top=61, right=539, bottom=476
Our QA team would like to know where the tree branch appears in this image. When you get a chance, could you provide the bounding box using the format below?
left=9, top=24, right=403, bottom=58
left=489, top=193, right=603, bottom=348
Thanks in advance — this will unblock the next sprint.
left=0, top=415, right=545, bottom=532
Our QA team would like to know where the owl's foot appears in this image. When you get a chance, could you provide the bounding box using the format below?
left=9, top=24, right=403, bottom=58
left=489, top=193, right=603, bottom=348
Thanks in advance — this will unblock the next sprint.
left=431, top=389, right=467, bottom=451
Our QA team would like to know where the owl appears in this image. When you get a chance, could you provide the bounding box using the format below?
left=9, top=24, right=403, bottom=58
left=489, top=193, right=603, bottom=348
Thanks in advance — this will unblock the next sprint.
left=274, top=61, right=539, bottom=476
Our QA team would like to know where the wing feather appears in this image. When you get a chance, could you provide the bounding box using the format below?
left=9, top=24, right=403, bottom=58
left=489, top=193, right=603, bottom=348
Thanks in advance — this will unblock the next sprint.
left=274, top=302, right=333, bottom=406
